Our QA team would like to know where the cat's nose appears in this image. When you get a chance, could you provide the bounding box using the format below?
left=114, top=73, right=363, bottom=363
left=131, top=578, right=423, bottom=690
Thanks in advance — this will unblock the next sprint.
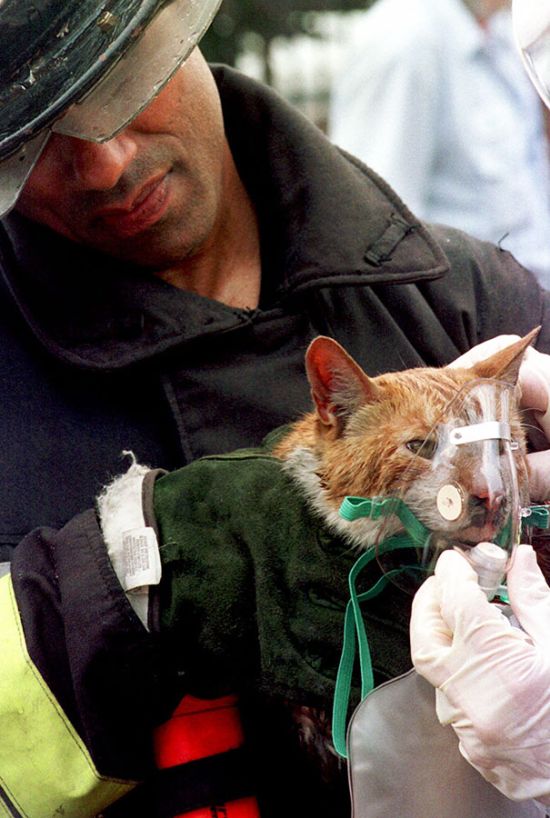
left=469, top=473, right=505, bottom=512
left=461, top=492, right=506, bottom=542
left=469, top=491, right=504, bottom=522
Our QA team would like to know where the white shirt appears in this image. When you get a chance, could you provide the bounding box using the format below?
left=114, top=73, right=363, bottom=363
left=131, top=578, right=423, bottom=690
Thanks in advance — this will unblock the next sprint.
left=329, top=0, right=550, bottom=288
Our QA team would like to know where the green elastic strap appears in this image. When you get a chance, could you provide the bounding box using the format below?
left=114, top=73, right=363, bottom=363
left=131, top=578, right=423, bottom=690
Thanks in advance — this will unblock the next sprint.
left=332, top=495, right=428, bottom=759
left=331, top=537, right=420, bottom=758
left=339, top=496, right=431, bottom=547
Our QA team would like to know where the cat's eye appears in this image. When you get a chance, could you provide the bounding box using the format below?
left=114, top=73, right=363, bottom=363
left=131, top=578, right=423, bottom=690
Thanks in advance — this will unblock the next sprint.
left=406, top=439, right=437, bottom=459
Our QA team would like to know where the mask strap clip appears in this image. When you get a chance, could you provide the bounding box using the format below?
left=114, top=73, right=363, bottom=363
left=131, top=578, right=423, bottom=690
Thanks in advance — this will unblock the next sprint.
left=522, top=505, right=550, bottom=530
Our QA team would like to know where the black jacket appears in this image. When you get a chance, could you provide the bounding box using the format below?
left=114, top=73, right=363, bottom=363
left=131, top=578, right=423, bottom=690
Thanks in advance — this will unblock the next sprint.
left=1, top=65, right=549, bottom=818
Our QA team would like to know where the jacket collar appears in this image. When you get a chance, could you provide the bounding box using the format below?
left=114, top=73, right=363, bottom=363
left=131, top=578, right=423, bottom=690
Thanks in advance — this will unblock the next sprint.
left=216, top=65, right=449, bottom=294
left=0, top=65, right=449, bottom=369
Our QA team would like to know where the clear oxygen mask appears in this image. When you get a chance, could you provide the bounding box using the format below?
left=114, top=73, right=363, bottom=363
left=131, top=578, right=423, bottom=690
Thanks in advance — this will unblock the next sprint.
left=340, top=378, right=529, bottom=598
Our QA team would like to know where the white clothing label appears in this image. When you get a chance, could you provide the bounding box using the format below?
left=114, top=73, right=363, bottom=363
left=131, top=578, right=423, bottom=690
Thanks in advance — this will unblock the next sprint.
left=121, top=527, right=161, bottom=593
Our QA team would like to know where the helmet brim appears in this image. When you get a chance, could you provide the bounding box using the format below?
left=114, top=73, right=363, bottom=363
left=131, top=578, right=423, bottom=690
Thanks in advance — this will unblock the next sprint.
left=0, top=0, right=166, bottom=160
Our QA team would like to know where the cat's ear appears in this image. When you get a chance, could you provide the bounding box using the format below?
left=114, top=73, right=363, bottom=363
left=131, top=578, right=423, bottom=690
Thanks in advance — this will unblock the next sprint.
left=306, top=336, right=379, bottom=432
left=470, top=326, right=540, bottom=385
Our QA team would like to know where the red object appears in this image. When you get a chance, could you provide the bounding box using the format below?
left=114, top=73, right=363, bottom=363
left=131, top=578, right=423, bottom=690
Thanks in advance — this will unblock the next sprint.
left=154, top=694, right=261, bottom=818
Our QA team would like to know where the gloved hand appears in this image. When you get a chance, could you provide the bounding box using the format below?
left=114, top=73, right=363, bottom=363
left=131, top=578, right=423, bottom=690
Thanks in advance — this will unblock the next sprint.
left=410, top=544, right=550, bottom=804
left=450, top=333, right=550, bottom=500
left=449, top=332, right=550, bottom=427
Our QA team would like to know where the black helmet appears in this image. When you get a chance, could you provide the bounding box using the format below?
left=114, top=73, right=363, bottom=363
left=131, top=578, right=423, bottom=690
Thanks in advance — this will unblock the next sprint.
left=0, top=0, right=222, bottom=215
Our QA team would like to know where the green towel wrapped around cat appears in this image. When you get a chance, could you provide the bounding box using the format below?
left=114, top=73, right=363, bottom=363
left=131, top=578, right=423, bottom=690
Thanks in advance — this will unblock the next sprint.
left=98, top=329, right=536, bottom=725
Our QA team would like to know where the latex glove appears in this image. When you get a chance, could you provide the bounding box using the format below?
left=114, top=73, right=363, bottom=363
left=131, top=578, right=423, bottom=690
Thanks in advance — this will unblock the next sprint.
left=527, top=449, right=550, bottom=503
left=450, top=334, right=550, bottom=500
left=410, top=544, right=550, bottom=803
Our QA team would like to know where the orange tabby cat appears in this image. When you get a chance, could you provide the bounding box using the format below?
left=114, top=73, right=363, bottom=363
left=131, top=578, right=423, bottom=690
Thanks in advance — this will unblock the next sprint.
left=275, top=329, right=536, bottom=763
left=274, top=329, right=536, bottom=558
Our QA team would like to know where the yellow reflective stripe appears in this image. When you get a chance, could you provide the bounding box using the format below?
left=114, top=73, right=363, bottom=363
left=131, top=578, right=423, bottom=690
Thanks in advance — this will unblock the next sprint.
left=0, top=574, right=136, bottom=818
left=0, top=799, right=13, bottom=818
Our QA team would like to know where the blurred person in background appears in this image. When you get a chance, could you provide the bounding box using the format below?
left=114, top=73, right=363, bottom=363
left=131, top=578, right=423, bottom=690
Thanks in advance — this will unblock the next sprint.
left=328, top=0, right=550, bottom=287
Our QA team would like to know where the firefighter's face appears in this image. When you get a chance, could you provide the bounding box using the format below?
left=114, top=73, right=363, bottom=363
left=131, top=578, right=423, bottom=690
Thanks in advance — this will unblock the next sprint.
left=16, top=50, right=230, bottom=270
